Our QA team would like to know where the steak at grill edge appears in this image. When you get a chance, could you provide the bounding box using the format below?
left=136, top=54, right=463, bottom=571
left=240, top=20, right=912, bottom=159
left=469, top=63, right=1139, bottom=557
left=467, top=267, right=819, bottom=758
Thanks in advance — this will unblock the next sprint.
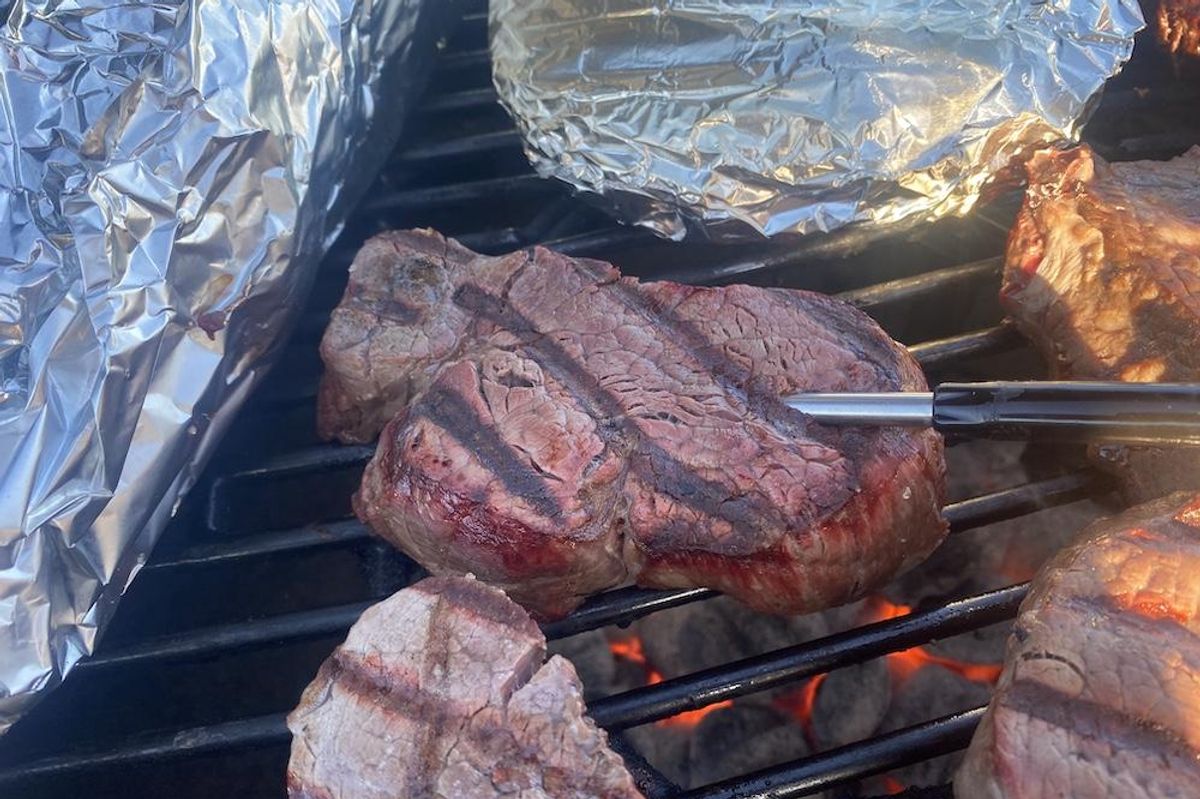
left=1001, top=145, right=1200, bottom=502
left=323, top=229, right=947, bottom=619
left=1157, top=0, right=1200, bottom=60
left=286, top=575, right=643, bottom=799
left=955, top=492, right=1200, bottom=799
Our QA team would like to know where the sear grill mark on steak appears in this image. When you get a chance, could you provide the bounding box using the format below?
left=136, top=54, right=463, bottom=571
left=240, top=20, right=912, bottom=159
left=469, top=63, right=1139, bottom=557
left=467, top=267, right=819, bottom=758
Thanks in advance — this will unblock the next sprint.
left=452, top=281, right=786, bottom=531
left=414, top=385, right=564, bottom=521
left=287, top=576, right=644, bottom=799
left=328, top=229, right=947, bottom=618
left=956, top=492, right=1200, bottom=799
left=1003, top=679, right=1200, bottom=765
left=1002, top=145, right=1200, bottom=503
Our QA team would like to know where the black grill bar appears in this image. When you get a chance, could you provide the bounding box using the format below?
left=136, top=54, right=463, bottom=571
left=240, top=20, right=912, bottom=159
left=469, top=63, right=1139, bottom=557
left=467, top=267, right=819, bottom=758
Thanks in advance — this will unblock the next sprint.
left=910, top=325, right=1022, bottom=370
left=0, top=715, right=291, bottom=787
left=145, top=519, right=369, bottom=571
left=361, top=173, right=559, bottom=213
left=944, top=471, right=1102, bottom=534
left=418, top=86, right=499, bottom=114
left=435, top=46, right=489, bottom=72
left=837, top=257, right=1001, bottom=311
left=587, top=585, right=1025, bottom=731
left=73, top=603, right=374, bottom=675
left=676, top=707, right=984, bottom=799
left=397, top=129, right=523, bottom=162
left=542, top=587, right=718, bottom=640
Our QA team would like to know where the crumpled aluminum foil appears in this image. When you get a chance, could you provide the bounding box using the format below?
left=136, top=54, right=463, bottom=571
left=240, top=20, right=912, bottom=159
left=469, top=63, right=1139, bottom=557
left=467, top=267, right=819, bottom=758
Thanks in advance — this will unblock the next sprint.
left=0, top=0, right=455, bottom=734
left=491, top=0, right=1143, bottom=240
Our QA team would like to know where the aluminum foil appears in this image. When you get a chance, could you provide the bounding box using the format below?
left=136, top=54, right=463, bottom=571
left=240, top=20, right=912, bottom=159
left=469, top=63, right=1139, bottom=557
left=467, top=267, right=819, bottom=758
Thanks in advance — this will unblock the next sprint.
left=491, top=0, right=1144, bottom=240
left=0, top=0, right=456, bottom=734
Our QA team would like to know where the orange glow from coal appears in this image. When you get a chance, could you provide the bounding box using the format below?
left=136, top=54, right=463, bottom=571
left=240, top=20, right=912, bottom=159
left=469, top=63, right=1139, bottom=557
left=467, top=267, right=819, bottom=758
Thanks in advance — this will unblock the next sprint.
left=884, top=646, right=1003, bottom=685
left=861, top=596, right=1002, bottom=686
left=862, top=596, right=914, bottom=622
left=773, top=673, right=828, bottom=747
left=882, top=776, right=906, bottom=794
left=609, top=635, right=733, bottom=729
left=609, top=636, right=650, bottom=667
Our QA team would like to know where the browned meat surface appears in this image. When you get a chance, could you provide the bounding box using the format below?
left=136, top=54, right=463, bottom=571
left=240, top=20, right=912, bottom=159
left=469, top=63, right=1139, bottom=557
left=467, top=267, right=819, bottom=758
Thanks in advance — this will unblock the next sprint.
left=324, top=229, right=946, bottom=618
left=1001, top=145, right=1200, bottom=502
left=286, top=575, right=643, bottom=799
left=955, top=492, right=1200, bottom=799
left=1157, top=0, right=1200, bottom=59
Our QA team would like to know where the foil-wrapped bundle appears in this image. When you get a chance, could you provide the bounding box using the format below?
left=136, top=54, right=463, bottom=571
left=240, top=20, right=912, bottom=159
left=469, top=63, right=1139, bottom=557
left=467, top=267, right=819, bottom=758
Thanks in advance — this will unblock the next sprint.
left=0, top=0, right=456, bottom=733
left=491, top=0, right=1144, bottom=240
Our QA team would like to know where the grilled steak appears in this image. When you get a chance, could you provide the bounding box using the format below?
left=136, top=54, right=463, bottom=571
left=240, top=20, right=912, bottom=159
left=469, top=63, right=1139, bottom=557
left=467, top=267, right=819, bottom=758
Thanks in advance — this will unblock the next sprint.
left=286, top=575, right=643, bottom=799
left=1157, top=0, right=1200, bottom=60
left=955, top=492, right=1200, bottom=799
left=1001, top=145, right=1200, bottom=502
left=325, top=229, right=946, bottom=618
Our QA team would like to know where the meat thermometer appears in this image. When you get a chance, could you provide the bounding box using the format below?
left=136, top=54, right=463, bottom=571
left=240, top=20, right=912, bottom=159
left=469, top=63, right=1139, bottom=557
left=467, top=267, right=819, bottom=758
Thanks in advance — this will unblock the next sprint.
left=784, top=381, right=1200, bottom=445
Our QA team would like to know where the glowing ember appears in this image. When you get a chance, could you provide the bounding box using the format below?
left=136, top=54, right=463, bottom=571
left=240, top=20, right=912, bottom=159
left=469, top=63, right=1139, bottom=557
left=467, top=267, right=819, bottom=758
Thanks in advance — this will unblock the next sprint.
left=859, top=596, right=1003, bottom=686
left=862, top=595, right=913, bottom=622
left=609, top=635, right=733, bottom=729
left=882, top=775, right=906, bottom=794
left=772, top=673, right=827, bottom=747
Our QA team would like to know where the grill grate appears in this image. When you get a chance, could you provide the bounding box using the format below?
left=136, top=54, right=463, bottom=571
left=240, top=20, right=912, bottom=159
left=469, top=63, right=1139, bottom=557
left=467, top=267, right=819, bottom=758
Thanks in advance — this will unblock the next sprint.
left=1, top=5, right=1196, bottom=798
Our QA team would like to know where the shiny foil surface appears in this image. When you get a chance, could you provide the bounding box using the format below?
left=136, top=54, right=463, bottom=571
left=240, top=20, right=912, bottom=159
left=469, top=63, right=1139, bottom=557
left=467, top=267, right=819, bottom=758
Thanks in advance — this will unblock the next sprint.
left=491, top=0, right=1143, bottom=240
left=0, top=0, right=454, bottom=733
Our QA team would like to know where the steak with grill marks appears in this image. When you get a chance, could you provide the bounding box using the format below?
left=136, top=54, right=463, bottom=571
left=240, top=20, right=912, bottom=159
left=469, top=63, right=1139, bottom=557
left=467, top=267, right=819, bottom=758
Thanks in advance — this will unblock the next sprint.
left=324, top=229, right=947, bottom=619
left=955, top=492, right=1200, bottom=799
left=286, top=575, right=644, bottom=799
left=1002, top=145, right=1200, bottom=502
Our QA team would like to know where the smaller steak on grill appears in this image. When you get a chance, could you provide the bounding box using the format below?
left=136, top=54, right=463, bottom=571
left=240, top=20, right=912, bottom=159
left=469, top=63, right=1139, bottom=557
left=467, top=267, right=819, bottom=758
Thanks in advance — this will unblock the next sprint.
left=287, top=575, right=643, bottom=799
left=955, top=492, right=1200, bottom=799
left=1001, top=145, right=1200, bottom=502
left=323, top=229, right=946, bottom=619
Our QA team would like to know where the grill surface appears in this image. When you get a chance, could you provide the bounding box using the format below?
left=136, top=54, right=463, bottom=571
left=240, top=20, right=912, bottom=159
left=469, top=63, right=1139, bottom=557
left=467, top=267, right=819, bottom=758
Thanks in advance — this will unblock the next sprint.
left=1, top=6, right=1197, bottom=799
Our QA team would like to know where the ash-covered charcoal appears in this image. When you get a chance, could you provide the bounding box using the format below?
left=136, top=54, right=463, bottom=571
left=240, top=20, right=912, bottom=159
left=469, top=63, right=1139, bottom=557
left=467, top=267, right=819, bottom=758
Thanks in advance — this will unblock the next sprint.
left=956, top=492, right=1200, bottom=799
left=891, top=496, right=1109, bottom=605
left=945, top=441, right=1032, bottom=500
left=631, top=596, right=835, bottom=681
left=684, top=703, right=813, bottom=789
left=624, top=702, right=818, bottom=792
left=623, top=724, right=692, bottom=792
left=286, top=575, right=643, bottom=799
left=809, top=660, right=893, bottom=749
left=882, top=667, right=993, bottom=790
left=1002, top=145, right=1200, bottom=503
left=891, top=437, right=1111, bottom=605
left=336, top=228, right=947, bottom=619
